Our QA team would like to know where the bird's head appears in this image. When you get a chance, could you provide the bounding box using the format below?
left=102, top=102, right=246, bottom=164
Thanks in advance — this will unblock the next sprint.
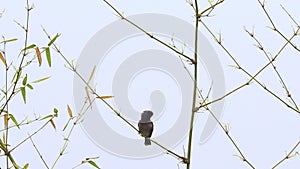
left=141, top=110, right=153, bottom=122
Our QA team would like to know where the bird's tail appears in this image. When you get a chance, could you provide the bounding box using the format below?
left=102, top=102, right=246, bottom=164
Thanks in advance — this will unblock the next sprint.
left=144, top=138, right=151, bottom=145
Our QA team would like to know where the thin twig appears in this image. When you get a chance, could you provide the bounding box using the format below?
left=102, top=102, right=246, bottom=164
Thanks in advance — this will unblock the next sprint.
left=199, top=0, right=225, bottom=18
left=257, top=0, right=300, bottom=52
left=29, top=134, right=50, bottom=169
left=151, top=140, right=186, bottom=161
left=280, top=5, right=299, bottom=26
left=10, top=117, right=53, bottom=153
left=101, top=0, right=195, bottom=64
left=198, top=93, right=255, bottom=168
left=244, top=27, right=299, bottom=110
left=200, top=21, right=300, bottom=114
left=272, top=141, right=300, bottom=169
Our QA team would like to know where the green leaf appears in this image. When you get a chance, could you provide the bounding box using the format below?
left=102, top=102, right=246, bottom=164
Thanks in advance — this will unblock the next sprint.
left=40, top=114, right=53, bottom=121
left=9, top=114, right=20, bottom=129
left=48, top=33, right=60, bottom=46
left=22, top=74, right=27, bottom=85
left=53, top=108, right=58, bottom=114
left=23, top=163, right=29, bottom=169
left=0, top=137, right=6, bottom=149
left=26, top=84, right=33, bottom=90
left=2, top=38, right=18, bottom=44
left=32, top=76, right=50, bottom=83
left=45, top=47, right=51, bottom=67
left=87, top=160, right=101, bottom=169
left=1, top=110, right=7, bottom=113
left=22, top=44, right=36, bottom=51
left=0, top=135, right=4, bottom=146
left=20, top=87, right=26, bottom=104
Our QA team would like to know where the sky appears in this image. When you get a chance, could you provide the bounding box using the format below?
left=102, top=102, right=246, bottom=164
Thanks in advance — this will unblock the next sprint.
left=1, top=0, right=300, bottom=169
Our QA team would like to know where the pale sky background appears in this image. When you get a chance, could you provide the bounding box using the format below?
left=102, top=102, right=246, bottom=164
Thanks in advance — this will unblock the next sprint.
left=1, top=0, right=300, bottom=169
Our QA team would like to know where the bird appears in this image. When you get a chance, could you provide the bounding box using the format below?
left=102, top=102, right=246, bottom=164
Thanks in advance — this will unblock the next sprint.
left=138, top=110, right=154, bottom=146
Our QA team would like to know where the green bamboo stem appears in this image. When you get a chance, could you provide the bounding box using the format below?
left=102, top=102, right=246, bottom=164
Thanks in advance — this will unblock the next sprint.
left=186, top=0, right=199, bottom=168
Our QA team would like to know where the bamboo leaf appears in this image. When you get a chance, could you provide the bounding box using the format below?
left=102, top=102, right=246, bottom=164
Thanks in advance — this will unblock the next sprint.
left=48, top=33, right=60, bottom=46
left=85, top=87, right=92, bottom=110
left=53, top=108, right=58, bottom=113
left=50, top=119, right=56, bottom=130
left=88, top=66, right=96, bottom=84
left=4, top=114, right=8, bottom=129
left=40, top=115, right=53, bottom=121
left=23, top=163, right=29, bottom=169
left=45, top=47, right=51, bottom=67
left=22, top=44, right=36, bottom=51
left=96, top=95, right=114, bottom=99
left=32, top=76, right=50, bottom=83
left=0, top=38, right=18, bottom=44
left=53, top=108, right=58, bottom=117
left=20, top=87, right=26, bottom=104
left=22, top=74, right=28, bottom=85
left=67, top=105, right=73, bottom=118
left=9, top=114, right=20, bottom=129
left=0, top=137, right=6, bottom=149
left=87, top=160, right=101, bottom=169
left=0, top=52, right=7, bottom=67
left=26, top=84, right=33, bottom=90
left=35, top=47, right=42, bottom=66
left=8, top=153, right=20, bottom=169
left=1, top=110, right=7, bottom=113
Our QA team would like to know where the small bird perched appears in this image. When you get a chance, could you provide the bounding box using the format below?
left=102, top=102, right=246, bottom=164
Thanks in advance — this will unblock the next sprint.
left=138, top=110, right=154, bottom=146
